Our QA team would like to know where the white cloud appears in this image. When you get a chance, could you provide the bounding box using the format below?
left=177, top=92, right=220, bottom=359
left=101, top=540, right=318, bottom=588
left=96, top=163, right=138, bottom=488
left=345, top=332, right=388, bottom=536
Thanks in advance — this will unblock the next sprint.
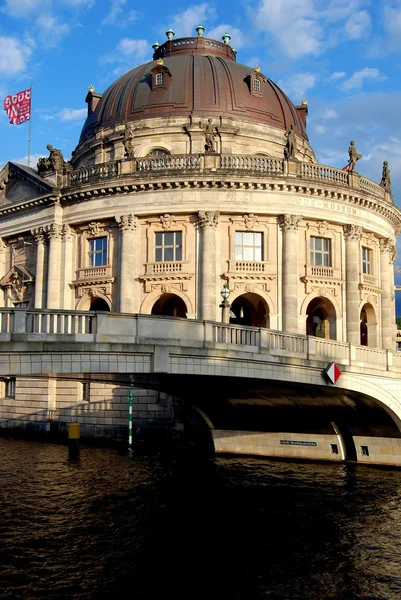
left=58, top=108, right=87, bottom=121
left=314, top=124, right=327, bottom=134
left=101, top=0, right=138, bottom=27
left=278, top=72, right=316, bottom=100
left=330, top=71, right=345, bottom=80
left=35, top=14, right=70, bottom=46
left=102, top=38, right=149, bottom=64
left=169, top=3, right=216, bottom=38
left=2, top=0, right=50, bottom=18
left=322, top=109, right=338, bottom=119
left=344, top=10, right=371, bottom=40
left=0, top=36, right=33, bottom=76
left=340, top=67, right=386, bottom=91
left=8, top=154, right=42, bottom=168
left=207, top=25, right=247, bottom=49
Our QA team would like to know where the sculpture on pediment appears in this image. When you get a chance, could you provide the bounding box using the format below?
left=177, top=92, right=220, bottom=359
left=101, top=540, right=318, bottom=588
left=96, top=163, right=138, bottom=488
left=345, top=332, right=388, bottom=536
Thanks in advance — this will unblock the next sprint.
left=37, top=144, right=68, bottom=175
left=347, top=140, right=362, bottom=173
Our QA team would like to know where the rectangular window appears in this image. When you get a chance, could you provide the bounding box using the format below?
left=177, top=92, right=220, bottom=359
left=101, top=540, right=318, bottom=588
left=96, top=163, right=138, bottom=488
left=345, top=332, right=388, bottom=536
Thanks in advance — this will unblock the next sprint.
left=253, top=79, right=261, bottom=92
left=89, top=237, right=108, bottom=267
left=235, top=231, right=263, bottom=261
left=362, top=247, right=372, bottom=274
left=5, top=378, right=16, bottom=399
left=155, top=73, right=164, bottom=85
left=330, top=444, right=339, bottom=454
left=310, top=236, right=331, bottom=267
left=361, top=445, right=369, bottom=456
left=155, top=231, right=182, bottom=262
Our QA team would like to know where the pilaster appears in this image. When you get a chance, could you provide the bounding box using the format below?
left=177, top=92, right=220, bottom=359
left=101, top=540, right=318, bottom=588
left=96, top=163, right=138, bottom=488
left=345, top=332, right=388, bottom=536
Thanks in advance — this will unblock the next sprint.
left=45, top=223, right=62, bottom=308
left=198, top=211, right=219, bottom=321
left=343, top=224, right=362, bottom=345
left=32, top=228, right=47, bottom=309
left=278, top=214, right=302, bottom=333
left=115, top=214, right=139, bottom=313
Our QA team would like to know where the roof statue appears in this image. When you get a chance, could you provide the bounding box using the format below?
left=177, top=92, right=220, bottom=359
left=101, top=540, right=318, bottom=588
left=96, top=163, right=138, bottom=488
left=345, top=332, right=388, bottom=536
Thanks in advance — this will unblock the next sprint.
left=200, top=118, right=218, bottom=153
left=37, top=144, right=68, bottom=175
left=347, top=140, right=362, bottom=173
left=380, top=161, right=392, bottom=195
left=284, top=124, right=296, bottom=159
left=123, top=124, right=135, bottom=158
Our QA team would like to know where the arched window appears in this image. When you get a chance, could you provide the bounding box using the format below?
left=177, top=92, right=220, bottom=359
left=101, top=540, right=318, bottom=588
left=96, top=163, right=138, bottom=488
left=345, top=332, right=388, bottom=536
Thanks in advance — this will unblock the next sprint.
left=147, top=148, right=170, bottom=156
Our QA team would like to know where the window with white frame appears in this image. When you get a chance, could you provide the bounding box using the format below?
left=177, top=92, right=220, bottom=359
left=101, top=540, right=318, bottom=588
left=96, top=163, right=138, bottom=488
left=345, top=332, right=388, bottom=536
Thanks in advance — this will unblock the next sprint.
left=155, top=73, right=164, bottom=86
left=310, top=236, right=331, bottom=267
left=155, top=231, right=182, bottom=262
left=89, top=237, right=108, bottom=267
left=253, top=79, right=261, bottom=92
left=362, top=247, right=372, bottom=274
left=235, top=231, right=263, bottom=261
left=4, top=377, right=16, bottom=399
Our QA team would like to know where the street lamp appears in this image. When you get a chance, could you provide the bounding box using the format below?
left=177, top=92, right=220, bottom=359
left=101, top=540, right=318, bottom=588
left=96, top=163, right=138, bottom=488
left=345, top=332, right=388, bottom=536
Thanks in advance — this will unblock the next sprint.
left=219, top=283, right=231, bottom=324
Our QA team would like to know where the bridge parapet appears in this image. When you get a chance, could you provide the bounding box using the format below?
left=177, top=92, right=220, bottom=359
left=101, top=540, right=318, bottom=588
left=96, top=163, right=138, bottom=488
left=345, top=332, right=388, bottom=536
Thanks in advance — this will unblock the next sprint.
left=0, top=309, right=399, bottom=375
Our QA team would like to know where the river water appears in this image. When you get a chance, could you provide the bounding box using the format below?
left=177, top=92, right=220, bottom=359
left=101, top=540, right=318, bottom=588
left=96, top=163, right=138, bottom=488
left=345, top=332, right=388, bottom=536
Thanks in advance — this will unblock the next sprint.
left=1, top=438, right=401, bottom=600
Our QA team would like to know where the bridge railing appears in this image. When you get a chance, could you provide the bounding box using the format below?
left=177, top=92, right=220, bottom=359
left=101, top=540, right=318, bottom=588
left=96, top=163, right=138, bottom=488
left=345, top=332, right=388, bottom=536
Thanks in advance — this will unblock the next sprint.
left=0, top=309, right=399, bottom=374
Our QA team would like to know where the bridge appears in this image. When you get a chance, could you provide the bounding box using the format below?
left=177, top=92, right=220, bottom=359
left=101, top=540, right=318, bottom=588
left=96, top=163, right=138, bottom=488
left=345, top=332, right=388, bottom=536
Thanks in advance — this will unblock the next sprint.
left=1, top=308, right=401, bottom=465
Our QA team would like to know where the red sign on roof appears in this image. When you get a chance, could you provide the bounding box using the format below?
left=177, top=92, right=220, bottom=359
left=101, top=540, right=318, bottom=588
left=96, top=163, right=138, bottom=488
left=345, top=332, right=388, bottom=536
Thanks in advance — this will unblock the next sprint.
left=325, top=362, right=342, bottom=384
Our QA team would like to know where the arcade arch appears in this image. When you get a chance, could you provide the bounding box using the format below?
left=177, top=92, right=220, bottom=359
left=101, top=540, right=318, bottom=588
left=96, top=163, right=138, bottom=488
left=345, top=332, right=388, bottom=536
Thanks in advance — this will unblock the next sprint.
left=151, top=293, right=188, bottom=318
left=306, top=296, right=337, bottom=340
left=360, top=303, right=377, bottom=347
left=229, top=293, right=270, bottom=327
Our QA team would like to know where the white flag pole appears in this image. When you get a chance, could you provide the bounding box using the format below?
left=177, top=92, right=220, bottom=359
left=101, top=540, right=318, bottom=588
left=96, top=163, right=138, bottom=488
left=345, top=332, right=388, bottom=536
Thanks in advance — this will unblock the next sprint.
left=27, top=84, right=32, bottom=168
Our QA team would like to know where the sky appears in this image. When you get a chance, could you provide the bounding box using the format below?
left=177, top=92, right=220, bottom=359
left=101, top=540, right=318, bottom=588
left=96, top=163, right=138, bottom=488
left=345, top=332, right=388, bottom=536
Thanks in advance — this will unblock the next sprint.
left=1, top=0, right=401, bottom=286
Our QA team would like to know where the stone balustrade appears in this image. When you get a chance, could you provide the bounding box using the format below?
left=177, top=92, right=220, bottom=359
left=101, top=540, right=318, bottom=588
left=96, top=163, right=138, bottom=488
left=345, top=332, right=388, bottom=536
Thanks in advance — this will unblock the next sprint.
left=64, top=155, right=391, bottom=204
left=0, top=309, right=399, bottom=374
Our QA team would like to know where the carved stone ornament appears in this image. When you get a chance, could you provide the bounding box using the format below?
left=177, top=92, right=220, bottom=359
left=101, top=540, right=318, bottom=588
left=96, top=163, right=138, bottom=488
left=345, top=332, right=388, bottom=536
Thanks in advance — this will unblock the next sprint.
left=317, top=220, right=329, bottom=236
left=87, top=221, right=105, bottom=237
left=244, top=214, right=259, bottom=230
left=244, top=284, right=255, bottom=293
left=159, top=214, right=175, bottom=230
left=379, top=238, right=391, bottom=253
left=61, top=224, right=74, bottom=240
left=161, top=284, right=171, bottom=293
left=198, top=211, right=219, bottom=228
left=365, top=233, right=376, bottom=246
left=37, top=144, right=69, bottom=175
left=123, top=124, right=135, bottom=158
left=278, top=214, right=302, bottom=232
left=390, top=250, right=397, bottom=265
left=32, top=227, right=46, bottom=244
left=115, top=214, right=138, bottom=231
left=343, top=224, right=362, bottom=241
left=45, top=223, right=62, bottom=240
left=200, top=118, right=217, bottom=153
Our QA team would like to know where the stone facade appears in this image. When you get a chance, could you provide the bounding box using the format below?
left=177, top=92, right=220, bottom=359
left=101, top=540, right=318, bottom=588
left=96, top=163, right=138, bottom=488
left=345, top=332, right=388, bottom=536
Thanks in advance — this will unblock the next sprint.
left=0, top=30, right=401, bottom=463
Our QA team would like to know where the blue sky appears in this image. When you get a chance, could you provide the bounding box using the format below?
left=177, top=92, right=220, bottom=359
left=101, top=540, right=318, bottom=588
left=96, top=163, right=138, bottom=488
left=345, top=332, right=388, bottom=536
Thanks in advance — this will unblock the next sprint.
left=1, top=1, right=401, bottom=267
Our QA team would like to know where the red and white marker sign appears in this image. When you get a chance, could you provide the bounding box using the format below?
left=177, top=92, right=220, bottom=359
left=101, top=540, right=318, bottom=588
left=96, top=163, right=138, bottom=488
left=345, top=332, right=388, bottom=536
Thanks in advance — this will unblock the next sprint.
left=325, top=362, right=342, bottom=384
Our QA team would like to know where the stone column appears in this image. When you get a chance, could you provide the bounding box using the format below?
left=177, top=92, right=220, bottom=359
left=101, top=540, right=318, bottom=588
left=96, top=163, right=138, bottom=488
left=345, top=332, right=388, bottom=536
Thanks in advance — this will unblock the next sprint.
left=61, top=225, right=75, bottom=309
left=32, top=228, right=47, bottom=309
left=45, top=223, right=62, bottom=309
left=0, top=239, right=8, bottom=307
left=390, top=245, right=397, bottom=347
left=198, top=211, right=219, bottom=321
left=115, top=214, right=139, bottom=313
left=343, top=224, right=362, bottom=345
left=278, top=214, right=302, bottom=333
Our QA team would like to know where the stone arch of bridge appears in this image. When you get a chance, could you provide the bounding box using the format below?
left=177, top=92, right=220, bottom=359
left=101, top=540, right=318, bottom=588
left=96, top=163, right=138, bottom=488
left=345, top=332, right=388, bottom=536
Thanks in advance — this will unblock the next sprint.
left=140, top=289, right=193, bottom=316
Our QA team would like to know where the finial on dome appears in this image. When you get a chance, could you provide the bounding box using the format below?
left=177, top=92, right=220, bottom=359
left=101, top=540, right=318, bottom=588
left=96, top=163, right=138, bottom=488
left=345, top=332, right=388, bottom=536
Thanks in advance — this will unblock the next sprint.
left=166, top=28, right=175, bottom=41
left=222, top=33, right=231, bottom=45
left=302, top=99, right=308, bottom=105
left=254, top=65, right=261, bottom=73
left=196, top=24, right=205, bottom=36
left=157, top=58, right=164, bottom=66
left=152, top=42, right=160, bottom=51
left=88, top=84, right=95, bottom=93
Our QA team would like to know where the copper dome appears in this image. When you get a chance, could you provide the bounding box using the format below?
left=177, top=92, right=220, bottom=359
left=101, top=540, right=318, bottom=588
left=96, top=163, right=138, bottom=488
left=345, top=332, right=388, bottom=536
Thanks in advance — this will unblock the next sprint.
left=79, top=35, right=308, bottom=144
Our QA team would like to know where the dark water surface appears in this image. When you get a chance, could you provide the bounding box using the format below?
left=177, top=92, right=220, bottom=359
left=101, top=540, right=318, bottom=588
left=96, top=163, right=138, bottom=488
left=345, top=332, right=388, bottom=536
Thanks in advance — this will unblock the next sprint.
left=1, top=438, right=401, bottom=599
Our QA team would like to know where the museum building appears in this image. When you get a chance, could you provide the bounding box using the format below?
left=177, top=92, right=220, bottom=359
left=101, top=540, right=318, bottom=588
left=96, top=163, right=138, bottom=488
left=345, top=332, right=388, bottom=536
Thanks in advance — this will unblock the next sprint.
left=0, top=27, right=400, bottom=451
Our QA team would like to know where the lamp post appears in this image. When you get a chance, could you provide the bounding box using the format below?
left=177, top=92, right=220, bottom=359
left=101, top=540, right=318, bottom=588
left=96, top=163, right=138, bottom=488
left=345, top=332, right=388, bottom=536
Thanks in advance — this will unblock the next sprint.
left=219, top=283, right=231, bottom=324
